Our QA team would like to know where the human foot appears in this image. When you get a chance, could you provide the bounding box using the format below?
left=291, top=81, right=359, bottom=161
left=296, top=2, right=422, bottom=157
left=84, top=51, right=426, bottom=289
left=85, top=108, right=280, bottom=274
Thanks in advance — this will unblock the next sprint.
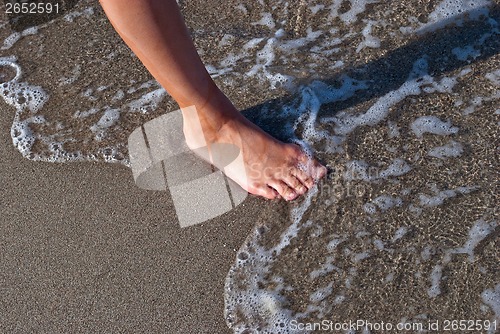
left=181, top=89, right=327, bottom=201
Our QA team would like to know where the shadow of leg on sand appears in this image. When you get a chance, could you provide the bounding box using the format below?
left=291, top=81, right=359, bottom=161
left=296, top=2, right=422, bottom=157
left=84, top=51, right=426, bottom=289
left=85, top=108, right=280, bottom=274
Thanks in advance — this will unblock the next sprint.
left=242, top=5, right=499, bottom=143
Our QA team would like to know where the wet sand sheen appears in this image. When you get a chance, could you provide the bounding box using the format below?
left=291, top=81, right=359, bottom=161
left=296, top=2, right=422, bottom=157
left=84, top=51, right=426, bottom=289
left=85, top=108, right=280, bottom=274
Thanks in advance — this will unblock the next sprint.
left=1, top=0, right=499, bottom=333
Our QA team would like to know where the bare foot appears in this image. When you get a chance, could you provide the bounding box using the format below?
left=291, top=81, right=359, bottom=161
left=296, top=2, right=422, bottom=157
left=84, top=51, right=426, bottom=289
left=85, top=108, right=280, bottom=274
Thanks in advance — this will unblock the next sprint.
left=181, top=88, right=327, bottom=201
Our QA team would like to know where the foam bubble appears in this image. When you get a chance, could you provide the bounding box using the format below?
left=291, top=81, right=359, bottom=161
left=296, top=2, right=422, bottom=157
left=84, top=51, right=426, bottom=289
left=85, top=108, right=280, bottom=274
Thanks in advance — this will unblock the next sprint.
left=451, top=219, right=497, bottom=262
left=252, top=12, right=276, bottom=29
left=0, top=57, right=22, bottom=83
left=427, top=265, right=443, bottom=298
left=452, top=45, right=481, bottom=62
left=1, top=27, right=39, bottom=51
left=411, top=116, right=459, bottom=138
left=428, top=140, right=463, bottom=159
left=0, top=57, right=51, bottom=158
left=481, top=284, right=500, bottom=322
left=365, top=195, right=403, bottom=214
left=379, top=159, right=412, bottom=178
left=485, top=70, right=500, bottom=85
left=418, top=0, right=492, bottom=34
left=392, top=226, right=408, bottom=242
left=356, top=20, right=381, bottom=52
left=309, top=282, right=334, bottom=303
left=90, top=108, right=121, bottom=141
left=329, top=0, right=379, bottom=25
left=64, top=6, right=94, bottom=22
left=419, top=185, right=478, bottom=207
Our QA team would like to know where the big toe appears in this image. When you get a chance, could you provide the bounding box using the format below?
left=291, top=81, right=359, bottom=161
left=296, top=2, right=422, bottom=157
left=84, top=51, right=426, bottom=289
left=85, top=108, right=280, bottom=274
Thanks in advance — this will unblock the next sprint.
left=249, top=184, right=278, bottom=200
left=297, top=154, right=327, bottom=180
left=315, top=163, right=328, bottom=179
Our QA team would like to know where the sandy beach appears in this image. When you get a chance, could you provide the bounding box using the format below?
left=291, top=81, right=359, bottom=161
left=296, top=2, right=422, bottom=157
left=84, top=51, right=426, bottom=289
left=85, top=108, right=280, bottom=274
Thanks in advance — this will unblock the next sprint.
left=1, top=0, right=499, bottom=333
left=0, top=2, right=262, bottom=333
left=1, top=104, right=260, bottom=334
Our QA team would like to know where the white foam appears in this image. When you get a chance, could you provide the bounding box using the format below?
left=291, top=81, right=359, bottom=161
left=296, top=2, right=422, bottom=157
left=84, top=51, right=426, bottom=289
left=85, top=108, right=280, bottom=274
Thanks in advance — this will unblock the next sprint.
left=310, top=256, right=339, bottom=279
left=2, top=1, right=491, bottom=328
left=451, top=219, right=497, bottom=262
left=0, top=56, right=22, bottom=82
left=218, top=34, right=235, bottom=48
left=111, top=89, right=125, bottom=102
left=225, top=188, right=319, bottom=333
left=411, top=116, right=459, bottom=138
left=126, top=87, right=166, bottom=113
left=0, top=57, right=51, bottom=157
left=327, top=238, right=344, bottom=252
left=1, top=27, right=39, bottom=50
left=452, top=45, right=481, bottom=62
left=252, top=12, right=276, bottom=29
left=64, top=7, right=94, bottom=22
left=328, top=57, right=451, bottom=136
left=59, top=65, right=81, bottom=86
left=363, top=203, right=377, bottom=214
left=392, top=226, right=408, bottom=242
left=344, top=160, right=372, bottom=181
left=309, top=4, right=325, bottom=15
left=356, top=21, right=381, bottom=53
left=2, top=33, right=21, bottom=51
left=244, top=37, right=295, bottom=89
left=353, top=251, right=371, bottom=262
left=428, top=140, right=463, bottom=159
left=429, top=0, right=491, bottom=22
left=74, top=108, right=99, bottom=119
left=329, top=0, right=379, bottom=25
left=485, top=70, right=500, bottom=85
left=419, top=185, right=478, bottom=207
left=309, top=282, right=334, bottom=303
left=427, top=265, right=443, bottom=298
left=481, top=284, right=500, bottom=321
left=373, top=239, right=385, bottom=250
left=365, top=195, right=403, bottom=214
left=421, top=246, right=435, bottom=261
left=90, top=108, right=120, bottom=141
left=379, top=158, right=412, bottom=178
left=418, top=0, right=492, bottom=34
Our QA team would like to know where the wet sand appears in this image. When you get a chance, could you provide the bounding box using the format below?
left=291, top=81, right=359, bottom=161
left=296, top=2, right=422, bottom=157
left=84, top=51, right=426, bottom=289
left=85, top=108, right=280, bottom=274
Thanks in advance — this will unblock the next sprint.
left=0, top=108, right=260, bottom=333
left=0, top=2, right=257, bottom=333
left=1, top=0, right=499, bottom=333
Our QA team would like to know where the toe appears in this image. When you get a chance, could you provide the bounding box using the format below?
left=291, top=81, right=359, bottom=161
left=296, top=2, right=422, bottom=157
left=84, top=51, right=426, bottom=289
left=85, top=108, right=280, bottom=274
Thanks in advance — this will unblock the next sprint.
left=268, top=180, right=298, bottom=201
left=299, top=157, right=327, bottom=181
left=250, top=184, right=278, bottom=200
left=313, top=161, right=328, bottom=179
left=292, top=168, right=314, bottom=189
left=260, top=187, right=279, bottom=200
left=283, top=173, right=307, bottom=195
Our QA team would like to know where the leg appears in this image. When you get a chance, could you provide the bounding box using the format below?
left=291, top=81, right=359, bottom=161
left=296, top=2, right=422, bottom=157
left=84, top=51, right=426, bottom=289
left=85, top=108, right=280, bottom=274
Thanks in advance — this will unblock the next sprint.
left=99, top=0, right=326, bottom=200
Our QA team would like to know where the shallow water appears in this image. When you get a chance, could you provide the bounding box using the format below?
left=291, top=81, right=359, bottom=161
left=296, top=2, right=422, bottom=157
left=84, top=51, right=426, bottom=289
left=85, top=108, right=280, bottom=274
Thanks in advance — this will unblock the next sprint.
left=0, top=1, right=498, bottom=333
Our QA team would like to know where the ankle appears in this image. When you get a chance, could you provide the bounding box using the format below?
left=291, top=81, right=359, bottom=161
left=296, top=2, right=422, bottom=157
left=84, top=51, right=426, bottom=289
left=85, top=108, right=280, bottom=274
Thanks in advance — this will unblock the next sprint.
left=182, top=89, right=240, bottom=136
